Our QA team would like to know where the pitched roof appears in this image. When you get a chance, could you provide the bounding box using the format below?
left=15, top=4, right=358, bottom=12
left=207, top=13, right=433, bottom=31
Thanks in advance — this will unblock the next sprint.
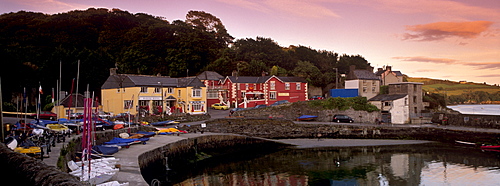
left=59, top=93, right=99, bottom=107
left=196, top=71, right=224, bottom=80
left=276, top=76, right=308, bottom=83
left=375, top=69, right=404, bottom=77
left=226, top=76, right=269, bottom=83
left=349, top=70, right=379, bottom=80
left=225, top=75, right=307, bottom=84
left=178, top=77, right=205, bottom=88
left=368, top=94, right=407, bottom=101
left=101, top=74, right=204, bottom=89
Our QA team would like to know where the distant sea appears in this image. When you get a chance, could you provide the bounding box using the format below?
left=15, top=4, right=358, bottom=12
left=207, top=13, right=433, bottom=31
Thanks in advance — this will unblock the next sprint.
left=447, top=104, right=500, bottom=115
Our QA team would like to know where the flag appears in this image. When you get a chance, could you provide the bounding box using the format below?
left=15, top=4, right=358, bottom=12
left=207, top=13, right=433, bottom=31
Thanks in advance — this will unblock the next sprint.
left=39, top=85, right=43, bottom=94
left=51, top=88, right=54, bottom=103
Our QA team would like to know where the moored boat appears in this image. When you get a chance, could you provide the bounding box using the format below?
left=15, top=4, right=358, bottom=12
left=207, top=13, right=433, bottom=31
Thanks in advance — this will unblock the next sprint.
left=296, top=115, right=318, bottom=121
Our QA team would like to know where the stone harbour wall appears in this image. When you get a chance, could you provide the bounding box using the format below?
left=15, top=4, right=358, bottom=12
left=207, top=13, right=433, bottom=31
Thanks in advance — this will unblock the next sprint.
left=432, top=113, right=500, bottom=129
left=0, top=143, right=82, bottom=186
left=183, top=118, right=500, bottom=144
left=233, top=103, right=381, bottom=123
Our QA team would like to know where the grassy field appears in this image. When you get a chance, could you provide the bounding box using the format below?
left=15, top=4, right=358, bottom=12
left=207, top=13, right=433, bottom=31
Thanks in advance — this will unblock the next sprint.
left=407, top=77, right=500, bottom=96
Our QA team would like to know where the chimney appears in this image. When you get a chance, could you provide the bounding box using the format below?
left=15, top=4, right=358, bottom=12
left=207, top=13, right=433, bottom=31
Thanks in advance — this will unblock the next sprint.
left=378, top=68, right=383, bottom=72
left=349, top=65, right=356, bottom=72
left=386, top=66, right=392, bottom=72
left=110, top=68, right=117, bottom=75
left=262, top=71, right=267, bottom=76
left=367, top=66, right=374, bottom=72
left=232, top=70, right=238, bottom=77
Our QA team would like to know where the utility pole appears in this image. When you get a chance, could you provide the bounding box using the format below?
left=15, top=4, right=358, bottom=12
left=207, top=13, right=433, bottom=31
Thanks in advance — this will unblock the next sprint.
left=333, top=68, right=338, bottom=89
left=0, top=77, right=4, bottom=142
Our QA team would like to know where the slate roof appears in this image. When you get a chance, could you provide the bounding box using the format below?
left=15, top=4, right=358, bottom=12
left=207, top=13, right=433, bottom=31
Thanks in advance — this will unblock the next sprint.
left=101, top=74, right=204, bottom=89
left=368, top=94, right=407, bottom=101
left=59, top=93, right=99, bottom=107
left=375, top=70, right=403, bottom=76
left=196, top=71, right=224, bottom=81
left=225, top=75, right=307, bottom=83
left=178, top=77, right=205, bottom=88
left=348, top=70, right=380, bottom=80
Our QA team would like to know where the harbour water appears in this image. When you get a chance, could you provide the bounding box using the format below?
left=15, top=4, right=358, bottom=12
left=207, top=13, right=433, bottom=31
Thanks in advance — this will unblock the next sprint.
left=144, top=142, right=500, bottom=186
left=447, top=104, right=500, bottom=115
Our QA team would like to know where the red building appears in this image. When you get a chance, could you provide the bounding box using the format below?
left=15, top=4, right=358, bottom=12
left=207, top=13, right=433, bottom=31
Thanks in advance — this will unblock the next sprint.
left=198, top=71, right=309, bottom=108
left=221, top=75, right=308, bottom=108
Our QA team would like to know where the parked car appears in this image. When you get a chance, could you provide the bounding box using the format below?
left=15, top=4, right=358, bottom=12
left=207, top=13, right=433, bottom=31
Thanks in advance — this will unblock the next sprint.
left=270, top=100, right=289, bottom=106
left=231, top=108, right=246, bottom=112
left=98, top=111, right=113, bottom=119
left=211, top=103, right=229, bottom=110
left=254, top=104, right=267, bottom=109
left=114, top=113, right=134, bottom=120
left=332, top=115, right=354, bottom=123
left=310, top=95, right=324, bottom=100
left=30, top=111, right=57, bottom=120
left=70, top=112, right=84, bottom=119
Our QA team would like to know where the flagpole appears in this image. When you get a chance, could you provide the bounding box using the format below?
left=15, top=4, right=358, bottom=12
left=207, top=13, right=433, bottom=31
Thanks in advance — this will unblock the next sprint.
left=0, top=77, right=4, bottom=142
left=75, top=60, right=80, bottom=109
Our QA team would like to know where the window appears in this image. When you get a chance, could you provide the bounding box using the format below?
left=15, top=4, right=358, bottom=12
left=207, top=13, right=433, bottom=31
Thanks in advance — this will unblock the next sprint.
left=270, top=92, right=276, bottom=99
left=384, top=102, right=391, bottom=106
left=413, top=96, right=417, bottom=103
left=192, top=102, right=202, bottom=111
left=154, top=87, right=161, bottom=93
left=139, top=100, right=148, bottom=106
left=363, top=87, right=367, bottom=92
left=207, top=91, right=218, bottom=99
left=296, top=83, right=301, bottom=90
left=117, top=88, right=120, bottom=93
left=241, top=92, right=246, bottom=98
left=167, top=88, right=173, bottom=94
left=285, top=83, right=290, bottom=90
left=124, top=100, right=133, bottom=109
left=178, top=90, right=181, bottom=97
left=270, top=81, right=276, bottom=90
left=140, top=87, right=148, bottom=93
left=405, top=98, right=408, bottom=105
left=192, top=89, right=201, bottom=97
left=153, top=100, right=162, bottom=106
left=372, top=87, right=376, bottom=92
left=245, top=84, right=249, bottom=90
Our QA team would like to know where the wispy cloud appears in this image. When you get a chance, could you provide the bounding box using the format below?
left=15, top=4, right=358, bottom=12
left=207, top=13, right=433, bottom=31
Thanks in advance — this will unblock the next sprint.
left=373, top=0, right=500, bottom=20
left=217, top=0, right=340, bottom=18
left=394, top=56, right=500, bottom=70
left=401, top=21, right=494, bottom=41
left=477, top=74, right=500, bottom=78
left=12, top=0, right=87, bottom=14
left=393, top=56, right=457, bottom=64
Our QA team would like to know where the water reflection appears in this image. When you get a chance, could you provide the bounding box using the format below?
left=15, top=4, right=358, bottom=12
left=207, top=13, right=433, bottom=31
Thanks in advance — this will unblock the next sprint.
left=144, top=142, right=500, bottom=185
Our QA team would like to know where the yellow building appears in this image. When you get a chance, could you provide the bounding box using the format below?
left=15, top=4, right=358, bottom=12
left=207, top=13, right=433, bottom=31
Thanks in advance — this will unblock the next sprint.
left=101, top=72, right=207, bottom=116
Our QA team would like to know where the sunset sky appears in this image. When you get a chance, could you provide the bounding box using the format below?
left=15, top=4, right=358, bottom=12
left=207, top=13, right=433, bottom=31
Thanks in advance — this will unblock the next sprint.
left=2, top=0, right=499, bottom=85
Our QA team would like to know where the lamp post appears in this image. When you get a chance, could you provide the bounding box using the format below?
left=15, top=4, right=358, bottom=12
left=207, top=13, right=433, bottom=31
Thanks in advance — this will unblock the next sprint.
left=158, top=81, right=163, bottom=118
left=333, top=68, right=338, bottom=89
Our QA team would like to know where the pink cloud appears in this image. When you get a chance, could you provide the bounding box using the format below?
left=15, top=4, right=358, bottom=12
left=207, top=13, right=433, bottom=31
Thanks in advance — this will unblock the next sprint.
left=217, top=0, right=340, bottom=18
left=402, top=21, right=493, bottom=41
left=394, top=56, right=500, bottom=70
left=393, top=56, right=457, bottom=64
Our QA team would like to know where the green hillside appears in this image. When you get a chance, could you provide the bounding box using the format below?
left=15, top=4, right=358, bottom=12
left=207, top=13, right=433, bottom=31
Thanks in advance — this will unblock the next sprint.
left=407, top=77, right=500, bottom=96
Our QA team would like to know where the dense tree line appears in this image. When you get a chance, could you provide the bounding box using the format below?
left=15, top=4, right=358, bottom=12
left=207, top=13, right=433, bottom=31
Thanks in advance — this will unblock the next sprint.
left=446, top=91, right=500, bottom=104
left=0, top=8, right=370, bottom=110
